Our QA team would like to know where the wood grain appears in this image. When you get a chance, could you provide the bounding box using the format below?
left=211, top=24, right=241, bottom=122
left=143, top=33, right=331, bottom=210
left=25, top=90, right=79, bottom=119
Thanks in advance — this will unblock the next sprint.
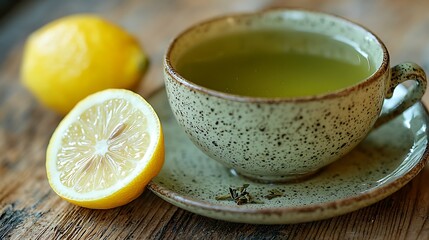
left=1, top=0, right=429, bottom=239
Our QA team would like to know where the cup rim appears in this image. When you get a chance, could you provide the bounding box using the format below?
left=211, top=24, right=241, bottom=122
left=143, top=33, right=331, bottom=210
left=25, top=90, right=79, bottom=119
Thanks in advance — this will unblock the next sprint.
left=164, top=8, right=390, bottom=103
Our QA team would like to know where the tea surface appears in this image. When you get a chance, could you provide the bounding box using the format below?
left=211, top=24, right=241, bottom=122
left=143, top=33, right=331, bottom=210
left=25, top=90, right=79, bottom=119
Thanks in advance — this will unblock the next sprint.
left=176, top=30, right=375, bottom=98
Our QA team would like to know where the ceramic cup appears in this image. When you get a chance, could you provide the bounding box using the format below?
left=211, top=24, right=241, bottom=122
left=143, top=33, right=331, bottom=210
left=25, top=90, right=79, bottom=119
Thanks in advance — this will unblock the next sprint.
left=163, top=9, right=427, bottom=183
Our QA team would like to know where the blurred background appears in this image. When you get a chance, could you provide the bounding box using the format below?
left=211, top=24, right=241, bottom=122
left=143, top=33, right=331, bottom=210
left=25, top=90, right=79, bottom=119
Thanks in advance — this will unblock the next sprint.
left=1, top=0, right=429, bottom=97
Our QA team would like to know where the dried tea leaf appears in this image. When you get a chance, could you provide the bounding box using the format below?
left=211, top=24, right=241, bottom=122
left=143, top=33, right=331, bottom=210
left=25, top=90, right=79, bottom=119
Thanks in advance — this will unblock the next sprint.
left=215, top=194, right=232, bottom=200
left=264, top=189, right=284, bottom=200
left=215, top=184, right=263, bottom=205
left=250, top=198, right=264, bottom=204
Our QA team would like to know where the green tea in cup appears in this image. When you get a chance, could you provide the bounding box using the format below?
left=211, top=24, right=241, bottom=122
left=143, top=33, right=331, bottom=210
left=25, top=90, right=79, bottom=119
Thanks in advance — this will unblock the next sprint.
left=176, top=29, right=376, bottom=98
left=164, top=9, right=427, bottom=183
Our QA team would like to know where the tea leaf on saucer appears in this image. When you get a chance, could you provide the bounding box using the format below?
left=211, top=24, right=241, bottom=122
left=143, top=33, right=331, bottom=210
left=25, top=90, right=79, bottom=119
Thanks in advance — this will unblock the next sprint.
left=215, top=194, right=232, bottom=201
left=264, top=189, right=284, bottom=200
left=250, top=199, right=265, bottom=204
left=215, top=184, right=263, bottom=205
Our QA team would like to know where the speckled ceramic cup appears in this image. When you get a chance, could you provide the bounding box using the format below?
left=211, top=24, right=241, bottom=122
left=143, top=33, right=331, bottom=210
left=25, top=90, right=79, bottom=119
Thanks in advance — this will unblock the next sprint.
left=163, top=9, right=427, bottom=183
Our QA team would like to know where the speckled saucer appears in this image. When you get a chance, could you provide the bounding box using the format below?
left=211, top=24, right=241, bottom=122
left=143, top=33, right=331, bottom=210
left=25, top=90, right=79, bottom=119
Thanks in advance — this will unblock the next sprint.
left=146, top=88, right=429, bottom=224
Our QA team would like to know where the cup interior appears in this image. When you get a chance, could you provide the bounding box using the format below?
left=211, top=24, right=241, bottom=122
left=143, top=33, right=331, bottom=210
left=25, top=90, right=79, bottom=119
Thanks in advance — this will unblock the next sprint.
left=166, top=9, right=388, bottom=99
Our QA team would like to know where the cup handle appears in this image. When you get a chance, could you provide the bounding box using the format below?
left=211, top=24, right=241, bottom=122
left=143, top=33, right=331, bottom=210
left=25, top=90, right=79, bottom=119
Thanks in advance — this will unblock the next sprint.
left=374, top=62, right=427, bottom=128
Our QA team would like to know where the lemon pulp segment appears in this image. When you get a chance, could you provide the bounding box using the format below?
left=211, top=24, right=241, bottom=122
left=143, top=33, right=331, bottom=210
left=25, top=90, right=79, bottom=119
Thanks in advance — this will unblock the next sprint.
left=57, top=98, right=150, bottom=193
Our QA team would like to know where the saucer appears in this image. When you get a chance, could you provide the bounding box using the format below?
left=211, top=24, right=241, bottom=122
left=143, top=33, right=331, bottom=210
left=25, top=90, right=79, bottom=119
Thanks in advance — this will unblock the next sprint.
left=146, top=88, right=429, bottom=224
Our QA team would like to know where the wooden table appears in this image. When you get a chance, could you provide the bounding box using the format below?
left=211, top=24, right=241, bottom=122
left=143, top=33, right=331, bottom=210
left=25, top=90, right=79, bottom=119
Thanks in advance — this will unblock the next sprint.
left=1, top=0, right=429, bottom=239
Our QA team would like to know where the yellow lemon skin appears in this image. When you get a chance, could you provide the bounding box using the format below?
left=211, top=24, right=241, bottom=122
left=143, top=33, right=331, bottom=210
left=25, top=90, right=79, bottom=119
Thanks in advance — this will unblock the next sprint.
left=21, top=14, right=147, bottom=115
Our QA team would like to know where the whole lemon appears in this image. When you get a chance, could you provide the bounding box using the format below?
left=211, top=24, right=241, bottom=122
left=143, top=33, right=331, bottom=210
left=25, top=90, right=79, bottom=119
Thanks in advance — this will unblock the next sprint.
left=21, top=14, right=147, bottom=115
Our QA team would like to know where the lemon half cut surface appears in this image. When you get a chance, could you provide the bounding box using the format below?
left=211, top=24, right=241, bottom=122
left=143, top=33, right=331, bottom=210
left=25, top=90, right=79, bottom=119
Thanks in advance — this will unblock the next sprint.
left=46, top=89, right=164, bottom=209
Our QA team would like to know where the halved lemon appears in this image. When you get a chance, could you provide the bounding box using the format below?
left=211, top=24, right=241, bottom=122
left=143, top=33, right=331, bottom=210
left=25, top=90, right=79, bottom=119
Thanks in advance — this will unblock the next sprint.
left=46, top=89, right=164, bottom=209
